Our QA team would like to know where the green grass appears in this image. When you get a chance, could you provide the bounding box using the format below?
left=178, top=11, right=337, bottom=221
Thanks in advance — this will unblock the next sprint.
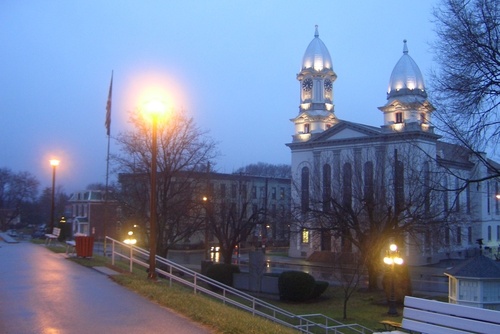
left=262, top=288, right=402, bottom=331
left=41, top=243, right=404, bottom=333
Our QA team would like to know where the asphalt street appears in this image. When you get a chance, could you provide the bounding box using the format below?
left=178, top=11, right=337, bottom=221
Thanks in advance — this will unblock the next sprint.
left=0, top=240, right=213, bottom=334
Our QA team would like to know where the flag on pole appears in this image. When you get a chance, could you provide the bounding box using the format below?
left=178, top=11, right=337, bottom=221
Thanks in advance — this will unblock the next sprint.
left=105, top=71, right=113, bottom=136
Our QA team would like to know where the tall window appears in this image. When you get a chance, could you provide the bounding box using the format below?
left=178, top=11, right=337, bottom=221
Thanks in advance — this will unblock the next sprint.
left=251, top=186, right=257, bottom=199
left=496, top=182, right=499, bottom=214
left=443, top=176, right=449, bottom=212
left=271, top=187, right=276, bottom=200
left=302, top=229, right=309, bottom=243
left=364, top=161, right=374, bottom=206
left=342, top=163, right=352, bottom=208
left=304, top=123, right=310, bottom=133
left=424, top=162, right=430, bottom=214
left=323, top=164, right=331, bottom=212
left=455, top=178, right=460, bottom=212
left=220, top=183, right=226, bottom=198
left=301, top=167, right=310, bottom=213
left=488, top=226, right=492, bottom=241
left=466, top=184, right=471, bottom=213
left=395, top=159, right=405, bottom=212
left=456, top=227, right=462, bottom=245
left=395, top=112, right=403, bottom=123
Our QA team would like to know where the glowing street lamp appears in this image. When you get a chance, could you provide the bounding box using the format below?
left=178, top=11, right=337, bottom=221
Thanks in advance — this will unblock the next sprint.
left=124, top=231, right=137, bottom=245
left=383, top=243, right=403, bottom=316
left=143, top=99, right=167, bottom=280
left=49, top=159, right=60, bottom=232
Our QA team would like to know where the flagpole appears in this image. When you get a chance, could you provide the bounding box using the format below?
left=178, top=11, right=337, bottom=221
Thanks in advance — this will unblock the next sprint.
left=103, top=71, right=113, bottom=256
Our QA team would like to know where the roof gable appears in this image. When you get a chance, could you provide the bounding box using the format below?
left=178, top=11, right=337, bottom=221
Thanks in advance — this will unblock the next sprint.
left=312, top=120, right=381, bottom=142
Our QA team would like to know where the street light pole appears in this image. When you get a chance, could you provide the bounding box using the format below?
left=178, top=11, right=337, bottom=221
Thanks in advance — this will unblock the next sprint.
left=383, top=243, right=403, bottom=316
left=144, top=100, right=166, bottom=281
left=49, top=159, right=60, bottom=233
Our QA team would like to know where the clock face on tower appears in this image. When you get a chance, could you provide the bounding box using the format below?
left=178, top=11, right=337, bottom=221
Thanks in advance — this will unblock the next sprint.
left=302, top=78, right=313, bottom=92
left=324, top=79, right=332, bottom=92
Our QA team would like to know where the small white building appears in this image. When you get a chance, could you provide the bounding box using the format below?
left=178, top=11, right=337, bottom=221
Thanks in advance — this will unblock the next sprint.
left=445, top=255, right=500, bottom=310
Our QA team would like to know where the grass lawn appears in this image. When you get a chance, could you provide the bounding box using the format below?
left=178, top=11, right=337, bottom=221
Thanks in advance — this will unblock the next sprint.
left=262, top=287, right=402, bottom=331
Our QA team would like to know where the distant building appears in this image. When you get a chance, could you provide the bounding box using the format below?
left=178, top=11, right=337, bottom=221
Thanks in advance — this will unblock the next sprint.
left=287, top=26, right=500, bottom=265
left=67, top=190, right=121, bottom=240
left=118, top=171, right=291, bottom=248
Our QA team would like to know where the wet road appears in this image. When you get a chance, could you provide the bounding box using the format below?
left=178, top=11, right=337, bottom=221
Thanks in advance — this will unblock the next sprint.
left=0, top=242, right=212, bottom=334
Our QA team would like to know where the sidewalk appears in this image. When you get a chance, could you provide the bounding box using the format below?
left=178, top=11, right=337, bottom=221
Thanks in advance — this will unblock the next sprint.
left=0, top=240, right=212, bottom=334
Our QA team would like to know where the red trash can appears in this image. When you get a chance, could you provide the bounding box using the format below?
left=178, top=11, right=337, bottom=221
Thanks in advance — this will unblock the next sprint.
left=75, top=236, right=94, bottom=257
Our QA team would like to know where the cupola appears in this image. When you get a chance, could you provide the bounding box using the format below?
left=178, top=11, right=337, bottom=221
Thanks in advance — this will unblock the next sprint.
left=379, top=40, right=434, bottom=133
left=292, top=26, right=338, bottom=142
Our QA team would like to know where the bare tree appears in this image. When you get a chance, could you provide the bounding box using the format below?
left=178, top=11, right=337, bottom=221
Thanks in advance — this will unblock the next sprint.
left=204, top=177, right=262, bottom=264
left=0, top=168, right=39, bottom=230
left=292, top=146, right=452, bottom=291
left=115, top=110, right=218, bottom=257
left=431, top=0, right=500, bottom=176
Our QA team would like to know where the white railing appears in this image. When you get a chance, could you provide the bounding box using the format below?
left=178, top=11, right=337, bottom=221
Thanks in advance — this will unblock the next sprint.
left=107, top=237, right=373, bottom=334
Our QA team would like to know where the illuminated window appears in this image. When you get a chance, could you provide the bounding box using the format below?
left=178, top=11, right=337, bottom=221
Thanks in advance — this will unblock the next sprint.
left=395, top=112, right=403, bottom=123
left=302, top=229, right=309, bottom=243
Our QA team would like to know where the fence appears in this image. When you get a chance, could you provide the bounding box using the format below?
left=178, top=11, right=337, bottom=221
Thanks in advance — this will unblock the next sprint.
left=107, top=236, right=373, bottom=334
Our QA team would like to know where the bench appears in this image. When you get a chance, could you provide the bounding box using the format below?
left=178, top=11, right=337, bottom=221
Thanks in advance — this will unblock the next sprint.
left=376, top=296, right=500, bottom=334
left=66, top=240, right=76, bottom=255
left=44, top=227, right=61, bottom=246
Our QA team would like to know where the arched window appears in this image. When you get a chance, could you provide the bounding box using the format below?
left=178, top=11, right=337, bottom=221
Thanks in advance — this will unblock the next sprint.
left=363, top=161, right=374, bottom=207
left=323, top=164, right=331, bottom=212
left=301, top=167, right=310, bottom=213
left=342, top=163, right=352, bottom=208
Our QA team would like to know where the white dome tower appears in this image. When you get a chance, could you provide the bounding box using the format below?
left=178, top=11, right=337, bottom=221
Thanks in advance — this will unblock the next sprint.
left=379, top=40, right=434, bottom=132
left=291, top=25, right=338, bottom=142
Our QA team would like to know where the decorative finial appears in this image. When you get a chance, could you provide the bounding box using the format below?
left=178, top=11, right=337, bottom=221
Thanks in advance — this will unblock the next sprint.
left=315, top=25, right=319, bottom=38
left=403, top=39, right=408, bottom=54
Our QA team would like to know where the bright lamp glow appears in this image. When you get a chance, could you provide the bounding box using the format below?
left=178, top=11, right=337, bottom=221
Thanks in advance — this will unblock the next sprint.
left=142, top=99, right=168, bottom=123
left=389, top=244, right=397, bottom=252
left=50, top=159, right=60, bottom=167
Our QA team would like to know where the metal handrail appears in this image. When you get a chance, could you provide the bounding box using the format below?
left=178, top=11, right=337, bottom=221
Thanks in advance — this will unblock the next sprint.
left=107, top=237, right=373, bottom=334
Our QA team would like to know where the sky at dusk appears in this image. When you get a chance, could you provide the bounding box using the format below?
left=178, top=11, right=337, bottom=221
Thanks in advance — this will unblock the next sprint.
left=0, top=1, right=438, bottom=194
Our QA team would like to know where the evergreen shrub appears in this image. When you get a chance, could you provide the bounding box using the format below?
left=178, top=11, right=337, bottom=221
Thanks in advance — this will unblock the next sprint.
left=278, top=271, right=315, bottom=302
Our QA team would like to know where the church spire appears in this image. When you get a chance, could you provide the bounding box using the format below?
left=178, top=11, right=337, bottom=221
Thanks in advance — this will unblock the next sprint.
left=292, top=26, right=338, bottom=142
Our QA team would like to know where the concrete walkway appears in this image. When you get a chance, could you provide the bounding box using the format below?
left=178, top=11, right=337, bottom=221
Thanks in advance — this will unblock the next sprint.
left=0, top=241, right=213, bottom=334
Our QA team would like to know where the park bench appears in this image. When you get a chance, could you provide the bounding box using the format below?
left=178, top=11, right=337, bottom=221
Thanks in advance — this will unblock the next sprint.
left=44, top=227, right=61, bottom=246
left=66, top=240, right=76, bottom=255
left=376, top=295, right=500, bottom=334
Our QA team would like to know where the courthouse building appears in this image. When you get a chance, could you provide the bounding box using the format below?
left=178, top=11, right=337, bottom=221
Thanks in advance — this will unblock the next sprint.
left=287, top=26, right=500, bottom=265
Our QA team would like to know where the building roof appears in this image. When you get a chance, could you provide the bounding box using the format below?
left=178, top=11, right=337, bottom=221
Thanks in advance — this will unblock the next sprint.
left=445, top=255, right=500, bottom=279
left=301, top=25, right=332, bottom=72
left=387, top=40, right=427, bottom=100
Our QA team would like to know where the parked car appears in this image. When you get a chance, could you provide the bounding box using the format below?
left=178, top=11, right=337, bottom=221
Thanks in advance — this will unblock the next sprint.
left=7, top=230, right=19, bottom=238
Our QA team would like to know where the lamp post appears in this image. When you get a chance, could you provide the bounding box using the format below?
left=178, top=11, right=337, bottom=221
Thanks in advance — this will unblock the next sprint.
left=143, top=100, right=166, bottom=280
left=383, top=243, right=403, bottom=316
left=49, top=159, right=60, bottom=232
